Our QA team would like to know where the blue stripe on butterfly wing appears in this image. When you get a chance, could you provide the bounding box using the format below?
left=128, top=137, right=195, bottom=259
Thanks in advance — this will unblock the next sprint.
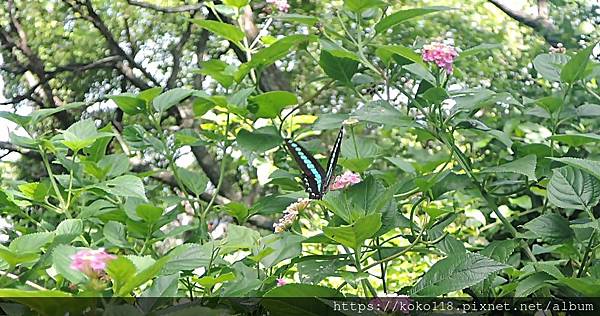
left=322, top=127, right=344, bottom=192
left=285, top=139, right=326, bottom=199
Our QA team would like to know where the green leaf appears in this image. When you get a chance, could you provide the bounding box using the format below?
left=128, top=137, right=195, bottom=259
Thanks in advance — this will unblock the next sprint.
left=152, top=88, right=193, bottom=112
left=196, top=272, right=236, bottom=288
left=275, top=14, right=319, bottom=26
left=136, top=204, right=163, bottom=224
left=163, top=243, right=217, bottom=274
left=62, top=119, right=112, bottom=152
left=104, top=221, right=129, bottom=247
left=312, top=113, right=349, bottom=131
left=176, top=167, right=209, bottom=196
left=323, top=213, right=382, bottom=250
left=550, top=133, right=600, bottom=146
left=515, top=272, right=554, bottom=297
left=558, top=277, right=600, bottom=296
left=222, top=225, right=260, bottom=252
left=191, top=19, right=244, bottom=49
left=533, top=53, right=570, bottom=81
left=236, top=126, right=283, bottom=153
left=480, top=240, right=518, bottom=263
left=0, top=111, right=31, bottom=127
left=55, top=219, right=83, bottom=244
left=236, top=35, right=316, bottom=81
left=561, top=43, right=597, bottom=84
left=0, top=246, right=39, bottom=267
left=109, top=95, right=146, bottom=115
left=523, top=213, right=574, bottom=243
left=535, top=96, right=563, bottom=114
left=52, top=245, right=87, bottom=284
left=410, top=252, right=508, bottom=296
left=30, top=102, right=85, bottom=126
left=374, top=6, right=450, bottom=34
left=262, top=284, right=343, bottom=315
left=222, top=0, right=248, bottom=8
left=223, top=202, right=250, bottom=223
left=249, top=91, right=298, bottom=118
left=263, top=284, right=342, bottom=297
left=375, top=45, right=426, bottom=67
left=319, top=50, right=358, bottom=86
left=549, top=157, right=600, bottom=180
left=10, top=232, right=54, bottom=254
left=352, top=100, right=414, bottom=128
left=101, top=175, right=147, bottom=200
left=344, top=0, right=386, bottom=13
left=255, top=232, right=304, bottom=268
left=118, top=257, right=169, bottom=296
left=138, top=87, right=164, bottom=103
left=142, top=273, right=179, bottom=297
left=480, top=154, right=537, bottom=181
left=196, top=60, right=235, bottom=88
left=548, top=166, right=600, bottom=211
left=576, top=103, right=600, bottom=117
left=220, top=262, right=262, bottom=296
left=320, top=39, right=361, bottom=62
left=106, top=256, right=137, bottom=295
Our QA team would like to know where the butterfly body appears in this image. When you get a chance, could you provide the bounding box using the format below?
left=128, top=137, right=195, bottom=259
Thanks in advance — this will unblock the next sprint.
left=285, top=127, right=344, bottom=199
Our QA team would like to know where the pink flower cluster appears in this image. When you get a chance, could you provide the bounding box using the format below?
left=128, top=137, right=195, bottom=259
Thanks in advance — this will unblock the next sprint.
left=266, top=0, right=290, bottom=12
left=329, top=171, right=362, bottom=191
left=276, top=278, right=287, bottom=287
left=273, top=198, right=310, bottom=233
left=422, top=42, right=458, bottom=74
left=70, top=248, right=116, bottom=277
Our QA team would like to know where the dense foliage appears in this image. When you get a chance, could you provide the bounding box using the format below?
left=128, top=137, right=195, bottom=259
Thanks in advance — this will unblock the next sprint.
left=1, top=0, right=600, bottom=314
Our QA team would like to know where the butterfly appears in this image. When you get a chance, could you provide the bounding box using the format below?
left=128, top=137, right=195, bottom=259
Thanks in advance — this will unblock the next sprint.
left=284, top=127, right=344, bottom=200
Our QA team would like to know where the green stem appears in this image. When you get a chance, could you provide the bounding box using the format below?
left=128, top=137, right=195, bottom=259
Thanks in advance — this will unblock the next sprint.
left=354, top=248, right=377, bottom=297
left=39, top=147, right=66, bottom=210
left=201, top=113, right=231, bottom=240
left=64, top=151, right=78, bottom=217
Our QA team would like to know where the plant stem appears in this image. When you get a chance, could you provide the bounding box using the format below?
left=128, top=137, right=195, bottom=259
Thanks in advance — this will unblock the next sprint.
left=39, top=147, right=67, bottom=210
left=354, top=248, right=377, bottom=297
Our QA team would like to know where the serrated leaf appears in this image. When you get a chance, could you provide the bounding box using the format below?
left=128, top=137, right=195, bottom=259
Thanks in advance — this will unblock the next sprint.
left=319, top=50, right=358, bottom=86
left=374, top=6, right=450, bottom=34
left=152, top=88, right=193, bottom=112
left=533, top=53, right=569, bottom=82
left=561, top=43, right=597, bottom=84
left=104, top=221, right=129, bottom=247
left=550, top=133, right=600, bottom=146
left=100, top=175, right=147, bottom=200
left=176, top=167, right=209, bottom=196
left=9, top=232, right=54, bottom=254
left=191, top=19, right=245, bottom=50
left=236, top=126, right=283, bottom=153
left=523, top=213, right=574, bottom=243
left=323, top=213, right=382, bottom=250
left=515, top=272, right=554, bottom=297
left=549, top=157, right=600, bottom=180
left=410, top=252, right=508, bottom=296
left=480, top=154, right=537, bottom=180
left=548, top=166, right=600, bottom=211
left=249, top=91, right=298, bottom=119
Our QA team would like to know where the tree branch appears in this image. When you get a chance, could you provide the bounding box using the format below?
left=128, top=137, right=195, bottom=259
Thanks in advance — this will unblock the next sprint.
left=487, top=0, right=561, bottom=46
left=64, top=0, right=160, bottom=88
left=47, top=55, right=120, bottom=75
left=166, top=12, right=197, bottom=89
left=126, top=0, right=204, bottom=13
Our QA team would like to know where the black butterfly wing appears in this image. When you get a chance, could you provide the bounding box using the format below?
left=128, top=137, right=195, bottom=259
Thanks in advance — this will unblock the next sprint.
left=321, top=127, right=344, bottom=192
left=285, top=139, right=326, bottom=199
